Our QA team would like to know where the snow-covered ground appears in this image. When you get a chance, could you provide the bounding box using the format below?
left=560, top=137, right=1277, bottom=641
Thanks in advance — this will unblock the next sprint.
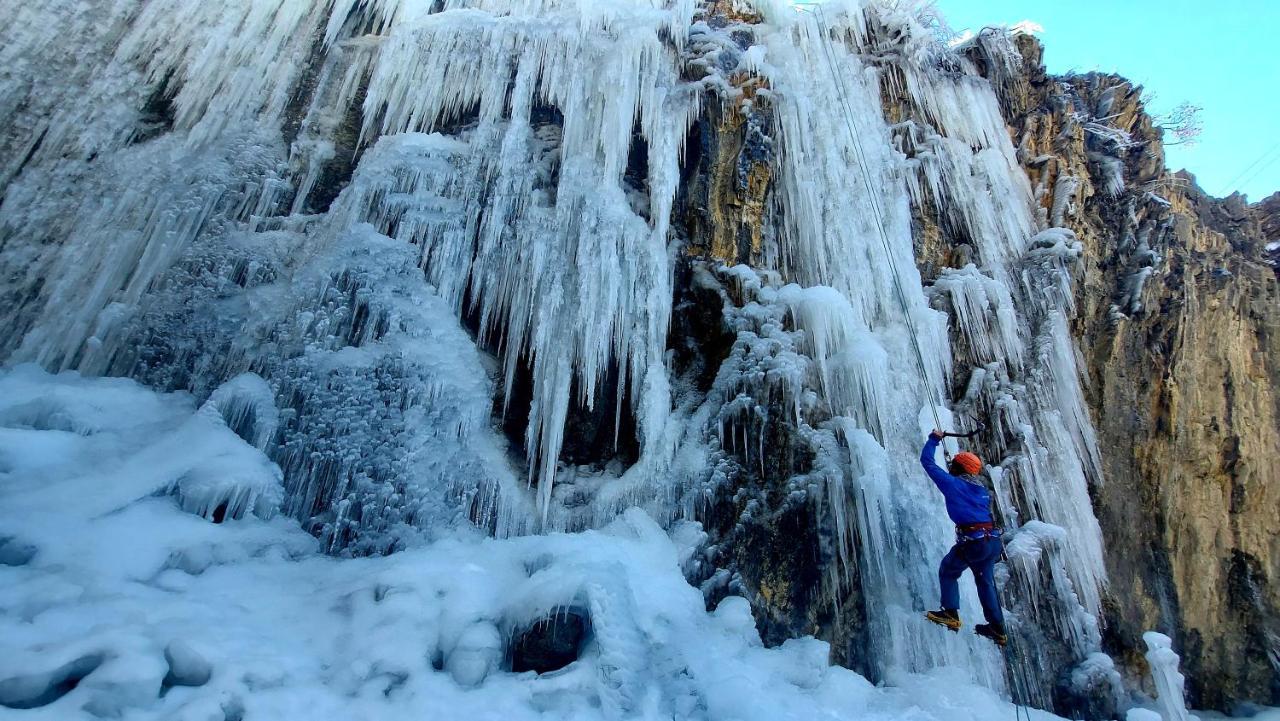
left=0, top=365, right=1065, bottom=721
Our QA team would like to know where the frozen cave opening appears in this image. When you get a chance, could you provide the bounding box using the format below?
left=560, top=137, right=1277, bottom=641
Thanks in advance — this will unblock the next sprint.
left=508, top=606, right=591, bottom=675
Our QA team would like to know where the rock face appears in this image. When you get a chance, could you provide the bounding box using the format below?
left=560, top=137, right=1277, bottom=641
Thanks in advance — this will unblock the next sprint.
left=678, top=18, right=1280, bottom=712
left=1094, top=179, right=1280, bottom=710
left=969, top=33, right=1280, bottom=710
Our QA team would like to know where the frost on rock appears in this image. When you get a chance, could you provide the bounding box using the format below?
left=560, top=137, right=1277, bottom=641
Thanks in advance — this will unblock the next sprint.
left=1066, top=652, right=1126, bottom=721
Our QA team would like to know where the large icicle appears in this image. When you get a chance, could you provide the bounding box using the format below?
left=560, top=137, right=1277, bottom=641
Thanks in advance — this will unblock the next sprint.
left=1144, top=632, right=1196, bottom=721
left=731, top=2, right=1010, bottom=687
left=337, top=0, right=699, bottom=521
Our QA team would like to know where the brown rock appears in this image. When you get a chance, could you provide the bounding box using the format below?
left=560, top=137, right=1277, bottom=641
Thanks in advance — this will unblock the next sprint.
left=976, top=34, right=1280, bottom=710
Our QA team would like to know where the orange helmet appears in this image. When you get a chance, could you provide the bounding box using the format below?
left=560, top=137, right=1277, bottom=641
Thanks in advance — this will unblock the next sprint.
left=952, top=452, right=983, bottom=475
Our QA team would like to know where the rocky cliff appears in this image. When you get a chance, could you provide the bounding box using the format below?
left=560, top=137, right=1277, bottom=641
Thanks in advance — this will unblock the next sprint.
left=965, top=32, right=1280, bottom=710
left=676, top=16, right=1280, bottom=712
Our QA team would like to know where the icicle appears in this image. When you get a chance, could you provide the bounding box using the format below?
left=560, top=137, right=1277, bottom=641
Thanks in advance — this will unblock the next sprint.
left=1143, top=632, right=1197, bottom=721
left=333, top=1, right=698, bottom=521
left=202, top=373, right=280, bottom=451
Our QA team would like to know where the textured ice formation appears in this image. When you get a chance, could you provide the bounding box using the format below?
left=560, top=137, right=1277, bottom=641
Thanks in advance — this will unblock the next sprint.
left=0, top=0, right=1132, bottom=712
left=0, top=366, right=1073, bottom=721
left=1144, top=632, right=1197, bottom=721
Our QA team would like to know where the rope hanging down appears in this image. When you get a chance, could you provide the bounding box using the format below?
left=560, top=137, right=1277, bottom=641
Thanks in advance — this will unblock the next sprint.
left=796, top=12, right=1029, bottom=721
left=794, top=4, right=948, bottom=446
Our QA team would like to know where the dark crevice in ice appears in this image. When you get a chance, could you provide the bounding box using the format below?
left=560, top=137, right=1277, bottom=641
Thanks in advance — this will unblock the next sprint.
left=0, top=653, right=105, bottom=709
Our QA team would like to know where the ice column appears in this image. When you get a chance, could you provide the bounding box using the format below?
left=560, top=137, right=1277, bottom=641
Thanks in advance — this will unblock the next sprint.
left=1143, top=632, right=1195, bottom=721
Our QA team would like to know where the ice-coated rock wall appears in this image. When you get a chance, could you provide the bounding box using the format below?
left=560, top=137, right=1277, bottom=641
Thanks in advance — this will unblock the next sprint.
left=1, top=0, right=1224, bottom=715
left=968, top=32, right=1280, bottom=710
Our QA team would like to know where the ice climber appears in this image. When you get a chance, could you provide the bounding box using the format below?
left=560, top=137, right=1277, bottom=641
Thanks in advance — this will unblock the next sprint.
left=920, top=429, right=1007, bottom=646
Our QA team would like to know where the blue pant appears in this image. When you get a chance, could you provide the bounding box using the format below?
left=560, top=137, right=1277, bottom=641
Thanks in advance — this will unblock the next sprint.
left=939, top=536, right=1004, bottom=625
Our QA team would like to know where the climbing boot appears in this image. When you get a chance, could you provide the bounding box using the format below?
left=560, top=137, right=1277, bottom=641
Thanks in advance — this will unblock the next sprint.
left=925, top=608, right=961, bottom=632
left=975, top=622, right=1007, bottom=647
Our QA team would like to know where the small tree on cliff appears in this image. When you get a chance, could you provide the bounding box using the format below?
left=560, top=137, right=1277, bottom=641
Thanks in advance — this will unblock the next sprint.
left=1156, top=101, right=1204, bottom=147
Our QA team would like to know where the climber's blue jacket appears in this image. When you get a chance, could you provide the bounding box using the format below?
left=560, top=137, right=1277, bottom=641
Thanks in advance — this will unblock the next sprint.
left=920, top=436, right=993, bottom=526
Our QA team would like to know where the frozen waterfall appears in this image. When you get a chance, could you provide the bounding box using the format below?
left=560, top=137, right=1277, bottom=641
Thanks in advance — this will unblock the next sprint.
left=1, top=0, right=1123, bottom=716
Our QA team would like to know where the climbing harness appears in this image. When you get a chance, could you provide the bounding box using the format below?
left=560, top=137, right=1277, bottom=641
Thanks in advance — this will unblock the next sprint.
left=955, top=521, right=1002, bottom=544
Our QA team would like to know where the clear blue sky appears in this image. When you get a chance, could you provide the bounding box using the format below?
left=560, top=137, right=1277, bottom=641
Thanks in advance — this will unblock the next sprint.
left=933, top=0, right=1280, bottom=202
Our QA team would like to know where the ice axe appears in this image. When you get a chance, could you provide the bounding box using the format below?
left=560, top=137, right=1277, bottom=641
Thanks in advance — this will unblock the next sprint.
left=941, top=415, right=986, bottom=439
left=933, top=415, right=986, bottom=460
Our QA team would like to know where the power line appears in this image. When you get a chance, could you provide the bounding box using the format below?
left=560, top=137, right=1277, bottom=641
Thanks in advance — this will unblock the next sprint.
left=1230, top=149, right=1280, bottom=198
left=1220, top=140, right=1280, bottom=197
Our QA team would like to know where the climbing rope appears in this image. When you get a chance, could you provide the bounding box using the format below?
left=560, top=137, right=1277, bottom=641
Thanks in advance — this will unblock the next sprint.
left=795, top=8, right=1031, bottom=721
left=794, top=4, right=949, bottom=447
left=994, top=577, right=1033, bottom=721
left=1003, top=642, right=1035, bottom=721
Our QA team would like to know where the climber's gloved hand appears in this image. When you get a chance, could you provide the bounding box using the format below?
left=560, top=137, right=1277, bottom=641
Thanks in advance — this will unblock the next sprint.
left=929, top=429, right=945, bottom=441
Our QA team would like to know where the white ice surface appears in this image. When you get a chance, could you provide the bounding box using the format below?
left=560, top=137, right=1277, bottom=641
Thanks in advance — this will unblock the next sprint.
left=1144, top=631, right=1197, bottom=721
left=0, top=366, right=1066, bottom=721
